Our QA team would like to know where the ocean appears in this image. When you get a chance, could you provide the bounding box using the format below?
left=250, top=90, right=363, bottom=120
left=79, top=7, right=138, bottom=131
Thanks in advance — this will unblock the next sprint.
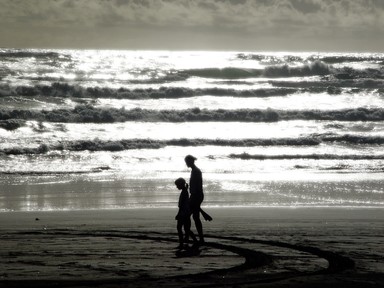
left=0, top=48, right=383, bottom=211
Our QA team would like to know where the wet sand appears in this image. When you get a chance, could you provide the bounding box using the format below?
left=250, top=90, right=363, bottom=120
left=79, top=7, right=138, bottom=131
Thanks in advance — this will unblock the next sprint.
left=0, top=207, right=383, bottom=287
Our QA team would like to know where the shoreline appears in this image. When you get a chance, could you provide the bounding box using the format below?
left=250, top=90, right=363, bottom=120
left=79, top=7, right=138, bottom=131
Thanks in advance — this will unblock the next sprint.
left=2, top=175, right=383, bottom=212
left=1, top=206, right=383, bottom=228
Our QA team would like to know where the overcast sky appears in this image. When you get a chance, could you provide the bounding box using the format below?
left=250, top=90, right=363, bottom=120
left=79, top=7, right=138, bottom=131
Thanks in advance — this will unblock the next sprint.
left=0, top=0, right=383, bottom=51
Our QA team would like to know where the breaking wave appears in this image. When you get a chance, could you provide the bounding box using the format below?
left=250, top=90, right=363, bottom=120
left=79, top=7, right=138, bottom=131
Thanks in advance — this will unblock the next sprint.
left=0, top=119, right=26, bottom=131
left=181, top=61, right=332, bottom=79
left=0, top=169, right=108, bottom=176
left=2, top=106, right=384, bottom=124
left=174, top=62, right=383, bottom=83
left=0, top=138, right=319, bottom=155
left=0, top=83, right=299, bottom=99
left=320, top=134, right=384, bottom=145
left=315, top=55, right=384, bottom=64
left=270, top=79, right=384, bottom=89
left=229, top=152, right=384, bottom=160
left=3, top=83, right=380, bottom=100
left=237, top=53, right=384, bottom=65
left=0, top=49, right=71, bottom=61
left=3, top=135, right=384, bottom=155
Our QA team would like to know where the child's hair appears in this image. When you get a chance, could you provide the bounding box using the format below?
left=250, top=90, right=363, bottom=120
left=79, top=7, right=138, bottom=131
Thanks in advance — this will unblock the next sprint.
left=175, top=177, right=188, bottom=189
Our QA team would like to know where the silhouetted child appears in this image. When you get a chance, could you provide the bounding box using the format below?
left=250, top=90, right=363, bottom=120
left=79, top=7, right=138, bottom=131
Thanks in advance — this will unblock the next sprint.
left=175, top=177, right=197, bottom=249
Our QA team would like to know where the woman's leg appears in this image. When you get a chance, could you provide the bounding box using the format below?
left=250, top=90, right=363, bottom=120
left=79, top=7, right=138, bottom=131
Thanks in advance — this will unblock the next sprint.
left=192, top=209, right=204, bottom=243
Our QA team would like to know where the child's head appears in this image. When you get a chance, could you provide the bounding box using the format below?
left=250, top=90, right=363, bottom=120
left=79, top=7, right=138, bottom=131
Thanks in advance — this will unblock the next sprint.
left=175, top=177, right=187, bottom=190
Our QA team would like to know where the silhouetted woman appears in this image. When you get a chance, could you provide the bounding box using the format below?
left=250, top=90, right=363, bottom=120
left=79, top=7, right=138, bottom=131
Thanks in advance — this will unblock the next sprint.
left=184, top=154, right=209, bottom=244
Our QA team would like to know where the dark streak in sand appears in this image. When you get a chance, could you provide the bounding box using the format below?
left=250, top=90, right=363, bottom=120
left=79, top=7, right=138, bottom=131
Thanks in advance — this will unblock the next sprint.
left=0, top=230, right=356, bottom=288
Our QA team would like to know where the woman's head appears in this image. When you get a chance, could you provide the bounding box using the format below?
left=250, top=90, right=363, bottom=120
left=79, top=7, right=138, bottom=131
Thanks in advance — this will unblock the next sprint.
left=184, top=154, right=197, bottom=168
left=175, top=177, right=187, bottom=189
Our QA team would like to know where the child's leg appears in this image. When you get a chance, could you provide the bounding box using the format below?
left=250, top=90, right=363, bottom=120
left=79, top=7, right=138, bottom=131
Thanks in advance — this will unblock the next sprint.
left=183, top=217, right=191, bottom=243
left=189, top=230, right=198, bottom=243
left=177, top=220, right=183, bottom=246
left=184, top=217, right=198, bottom=243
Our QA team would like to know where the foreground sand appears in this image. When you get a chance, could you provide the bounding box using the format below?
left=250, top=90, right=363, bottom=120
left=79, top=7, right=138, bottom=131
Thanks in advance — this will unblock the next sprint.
left=0, top=207, right=383, bottom=287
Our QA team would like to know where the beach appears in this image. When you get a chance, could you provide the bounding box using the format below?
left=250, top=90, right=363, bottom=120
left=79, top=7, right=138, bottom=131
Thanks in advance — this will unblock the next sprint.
left=1, top=0, right=384, bottom=286
left=1, top=207, right=383, bottom=287
left=1, top=49, right=384, bottom=287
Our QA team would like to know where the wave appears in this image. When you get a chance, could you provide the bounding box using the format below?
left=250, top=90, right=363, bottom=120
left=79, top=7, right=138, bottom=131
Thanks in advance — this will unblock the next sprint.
left=315, top=55, right=384, bottom=64
left=181, top=61, right=332, bottom=79
left=237, top=53, right=305, bottom=64
left=0, top=83, right=300, bottom=99
left=236, top=53, right=384, bottom=65
left=0, top=138, right=319, bottom=155
left=4, top=83, right=381, bottom=100
left=270, top=79, right=384, bottom=89
left=178, top=62, right=383, bottom=82
left=229, top=152, right=384, bottom=160
left=2, top=106, right=384, bottom=124
left=0, top=49, right=71, bottom=60
left=58, top=137, right=320, bottom=151
left=3, top=135, right=384, bottom=155
left=320, top=134, right=384, bottom=145
left=0, top=67, right=16, bottom=81
left=0, top=166, right=110, bottom=176
left=0, top=119, right=26, bottom=131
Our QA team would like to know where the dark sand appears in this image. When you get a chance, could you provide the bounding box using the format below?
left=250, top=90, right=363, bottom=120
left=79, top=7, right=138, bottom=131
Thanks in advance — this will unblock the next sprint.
left=0, top=208, right=383, bottom=287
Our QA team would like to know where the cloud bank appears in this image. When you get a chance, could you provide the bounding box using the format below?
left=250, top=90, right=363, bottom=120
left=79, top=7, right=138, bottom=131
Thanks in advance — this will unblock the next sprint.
left=0, top=0, right=383, bottom=51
